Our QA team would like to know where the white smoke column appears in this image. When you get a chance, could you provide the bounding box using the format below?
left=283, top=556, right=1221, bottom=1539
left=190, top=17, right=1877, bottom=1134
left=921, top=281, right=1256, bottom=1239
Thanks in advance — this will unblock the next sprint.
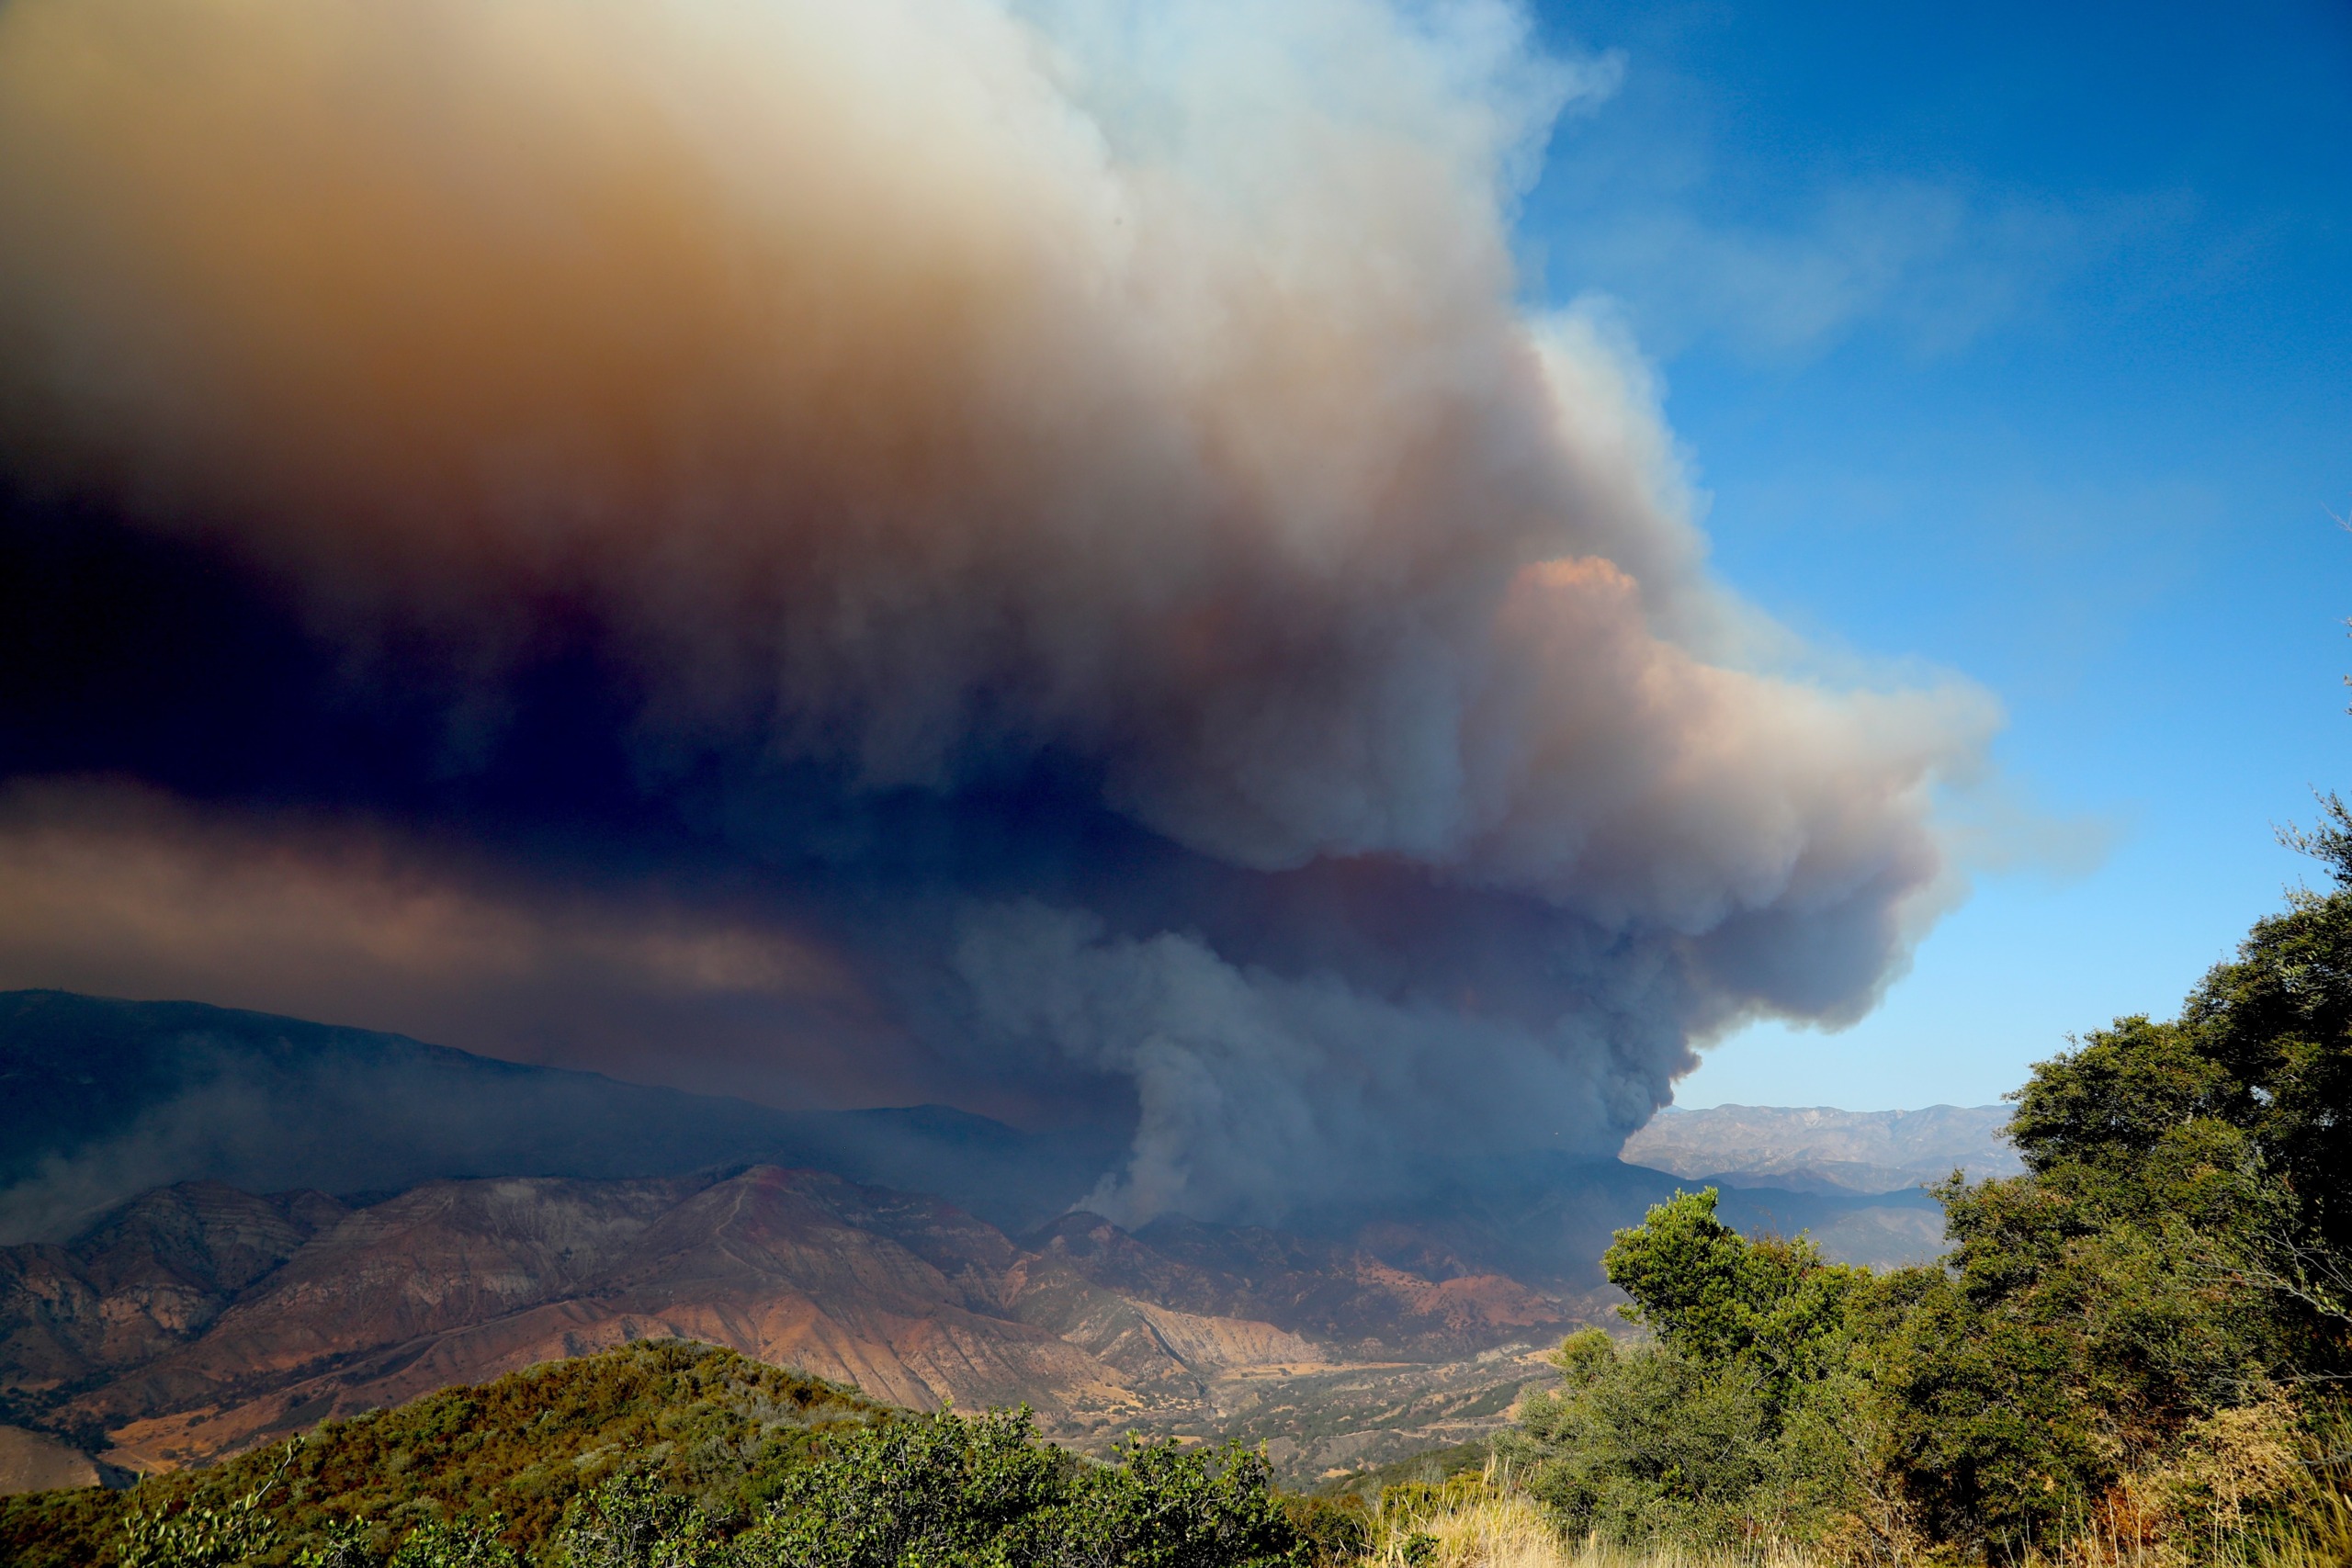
left=0, top=0, right=1997, bottom=1221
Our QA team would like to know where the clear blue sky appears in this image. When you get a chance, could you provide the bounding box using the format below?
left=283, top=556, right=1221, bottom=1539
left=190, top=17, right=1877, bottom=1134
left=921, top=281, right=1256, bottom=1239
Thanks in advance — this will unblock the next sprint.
left=1514, top=0, right=2352, bottom=1109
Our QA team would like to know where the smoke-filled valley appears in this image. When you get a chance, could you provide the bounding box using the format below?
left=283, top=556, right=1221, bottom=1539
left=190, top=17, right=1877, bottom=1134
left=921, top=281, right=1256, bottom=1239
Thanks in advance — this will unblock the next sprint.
left=0, top=992, right=1954, bottom=1490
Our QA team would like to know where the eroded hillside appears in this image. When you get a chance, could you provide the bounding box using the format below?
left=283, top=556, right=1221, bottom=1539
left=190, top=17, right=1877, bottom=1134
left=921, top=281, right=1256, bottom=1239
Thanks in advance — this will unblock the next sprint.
left=0, top=1169, right=1599, bottom=1483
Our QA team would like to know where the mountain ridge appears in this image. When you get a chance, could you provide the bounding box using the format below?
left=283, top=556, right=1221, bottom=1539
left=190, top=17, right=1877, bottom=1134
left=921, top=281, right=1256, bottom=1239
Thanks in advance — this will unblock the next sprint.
left=1618, top=1101, right=2021, bottom=1195
left=0, top=990, right=1121, bottom=1242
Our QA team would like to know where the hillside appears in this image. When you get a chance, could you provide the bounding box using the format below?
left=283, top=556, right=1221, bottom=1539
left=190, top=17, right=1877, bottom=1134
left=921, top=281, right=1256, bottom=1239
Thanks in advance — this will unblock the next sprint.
left=0, top=991, right=1120, bottom=1244
left=1618, top=1103, right=2020, bottom=1195
left=0, top=1340, right=884, bottom=1568
left=0, top=1168, right=1613, bottom=1484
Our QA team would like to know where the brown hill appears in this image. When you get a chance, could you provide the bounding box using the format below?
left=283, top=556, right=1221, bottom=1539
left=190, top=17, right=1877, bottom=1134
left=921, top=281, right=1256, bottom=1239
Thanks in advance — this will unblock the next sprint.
left=0, top=1182, right=349, bottom=1400
left=0, top=1168, right=1595, bottom=1484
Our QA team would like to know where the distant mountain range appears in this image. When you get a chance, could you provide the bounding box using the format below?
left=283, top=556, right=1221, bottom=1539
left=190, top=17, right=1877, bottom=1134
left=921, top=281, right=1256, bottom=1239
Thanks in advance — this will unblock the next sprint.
left=1618, top=1102, right=2021, bottom=1195
left=0, top=991, right=1952, bottom=1266
left=0, top=991, right=1964, bottom=1486
left=0, top=990, right=1122, bottom=1244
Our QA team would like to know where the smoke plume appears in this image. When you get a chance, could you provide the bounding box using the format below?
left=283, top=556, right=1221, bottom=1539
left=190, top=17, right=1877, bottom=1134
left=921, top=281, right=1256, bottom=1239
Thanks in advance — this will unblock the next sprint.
left=0, top=0, right=1996, bottom=1223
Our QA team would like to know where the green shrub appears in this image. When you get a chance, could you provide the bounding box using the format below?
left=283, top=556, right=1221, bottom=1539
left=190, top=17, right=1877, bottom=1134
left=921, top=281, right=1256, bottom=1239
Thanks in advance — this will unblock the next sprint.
left=731, top=1404, right=1307, bottom=1568
left=386, top=1518, right=517, bottom=1568
left=558, top=1475, right=723, bottom=1568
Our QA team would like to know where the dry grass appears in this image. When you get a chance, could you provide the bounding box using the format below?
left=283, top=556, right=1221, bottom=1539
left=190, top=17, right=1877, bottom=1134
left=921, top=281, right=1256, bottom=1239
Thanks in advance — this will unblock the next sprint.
left=2045, top=1397, right=2352, bottom=1568
left=1362, top=1463, right=1836, bottom=1568
left=1356, top=1437, right=2352, bottom=1568
left=1362, top=1487, right=1839, bottom=1568
left=1362, top=1489, right=2352, bottom=1568
left=1363, top=1488, right=1559, bottom=1568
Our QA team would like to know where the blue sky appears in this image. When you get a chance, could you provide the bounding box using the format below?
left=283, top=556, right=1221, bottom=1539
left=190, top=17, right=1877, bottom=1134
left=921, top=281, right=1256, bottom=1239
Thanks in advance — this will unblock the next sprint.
left=1514, top=0, right=2352, bottom=1108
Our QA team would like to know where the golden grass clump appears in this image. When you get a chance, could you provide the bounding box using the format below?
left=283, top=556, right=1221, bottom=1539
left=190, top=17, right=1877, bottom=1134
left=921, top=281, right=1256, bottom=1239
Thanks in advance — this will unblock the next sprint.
left=1363, top=1461, right=1837, bottom=1568
left=2048, top=1391, right=2352, bottom=1568
left=1365, top=1484, right=1840, bottom=1568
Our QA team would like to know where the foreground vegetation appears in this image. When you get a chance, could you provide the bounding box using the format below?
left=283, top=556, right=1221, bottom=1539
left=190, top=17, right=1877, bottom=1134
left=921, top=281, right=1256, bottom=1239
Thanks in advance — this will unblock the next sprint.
left=1351, top=1455, right=2352, bottom=1568
left=0, top=1342, right=1368, bottom=1568
left=1493, top=806, right=2352, bottom=1566
left=0, top=1343, right=884, bottom=1568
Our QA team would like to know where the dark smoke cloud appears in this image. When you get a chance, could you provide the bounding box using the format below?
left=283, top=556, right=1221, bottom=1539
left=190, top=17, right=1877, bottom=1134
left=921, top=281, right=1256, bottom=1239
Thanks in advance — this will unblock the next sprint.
left=0, top=0, right=1996, bottom=1223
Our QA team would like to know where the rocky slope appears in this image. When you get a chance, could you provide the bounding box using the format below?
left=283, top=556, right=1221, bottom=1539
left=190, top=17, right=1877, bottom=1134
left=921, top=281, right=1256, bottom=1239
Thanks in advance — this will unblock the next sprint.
left=0, top=1168, right=1604, bottom=1483
left=0, top=1182, right=350, bottom=1409
left=0, top=1426, right=109, bottom=1495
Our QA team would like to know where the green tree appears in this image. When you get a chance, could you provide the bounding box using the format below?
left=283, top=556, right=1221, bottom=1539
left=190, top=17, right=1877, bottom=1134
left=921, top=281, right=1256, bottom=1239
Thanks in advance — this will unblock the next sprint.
left=1498, top=808, right=2352, bottom=1562
left=1502, top=1331, right=1779, bottom=1546
left=560, top=1474, right=724, bottom=1568
left=1501, top=1193, right=1870, bottom=1550
left=736, top=1405, right=1066, bottom=1568
left=1602, top=1188, right=1860, bottom=1413
left=731, top=1404, right=1306, bottom=1568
